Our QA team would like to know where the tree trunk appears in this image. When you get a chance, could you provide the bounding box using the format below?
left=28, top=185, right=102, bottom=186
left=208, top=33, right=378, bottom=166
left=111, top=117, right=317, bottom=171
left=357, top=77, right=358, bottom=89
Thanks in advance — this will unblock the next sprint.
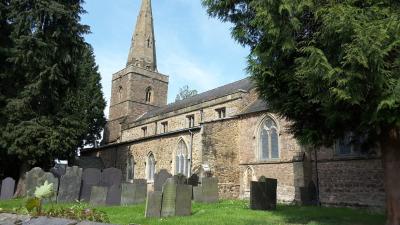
left=13, top=162, right=29, bottom=198
left=380, top=127, right=400, bottom=225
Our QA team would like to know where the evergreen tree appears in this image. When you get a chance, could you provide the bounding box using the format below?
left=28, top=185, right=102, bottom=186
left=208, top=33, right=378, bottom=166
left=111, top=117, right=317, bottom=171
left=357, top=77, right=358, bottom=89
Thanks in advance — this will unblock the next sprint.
left=202, top=0, right=400, bottom=223
left=0, top=0, right=106, bottom=194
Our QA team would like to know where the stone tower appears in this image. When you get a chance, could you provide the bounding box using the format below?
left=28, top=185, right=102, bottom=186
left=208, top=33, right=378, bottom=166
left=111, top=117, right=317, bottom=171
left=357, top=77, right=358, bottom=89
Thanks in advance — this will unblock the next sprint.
left=103, top=0, right=169, bottom=144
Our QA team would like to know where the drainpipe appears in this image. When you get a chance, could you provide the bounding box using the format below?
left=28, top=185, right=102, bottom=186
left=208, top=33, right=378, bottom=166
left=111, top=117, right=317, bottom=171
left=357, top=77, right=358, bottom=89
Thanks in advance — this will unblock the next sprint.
left=314, top=148, right=321, bottom=206
left=188, top=129, right=194, bottom=177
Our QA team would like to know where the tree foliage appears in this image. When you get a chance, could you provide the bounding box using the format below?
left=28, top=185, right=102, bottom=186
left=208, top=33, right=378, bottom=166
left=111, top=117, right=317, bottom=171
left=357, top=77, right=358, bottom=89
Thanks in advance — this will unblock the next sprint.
left=202, top=0, right=400, bottom=147
left=175, top=85, right=198, bottom=102
left=0, top=0, right=106, bottom=171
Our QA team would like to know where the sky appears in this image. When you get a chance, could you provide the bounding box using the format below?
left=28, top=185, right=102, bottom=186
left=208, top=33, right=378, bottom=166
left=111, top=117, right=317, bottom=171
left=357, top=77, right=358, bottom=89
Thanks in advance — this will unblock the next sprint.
left=81, top=0, right=250, bottom=116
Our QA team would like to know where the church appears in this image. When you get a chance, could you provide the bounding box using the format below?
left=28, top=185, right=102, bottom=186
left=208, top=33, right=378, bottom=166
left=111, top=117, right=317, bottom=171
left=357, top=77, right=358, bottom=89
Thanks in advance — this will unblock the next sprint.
left=82, top=0, right=385, bottom=209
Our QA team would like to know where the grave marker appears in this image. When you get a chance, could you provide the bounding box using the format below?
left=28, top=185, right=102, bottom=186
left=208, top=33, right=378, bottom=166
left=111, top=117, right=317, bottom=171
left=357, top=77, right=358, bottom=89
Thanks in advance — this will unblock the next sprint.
left=250, top=178, right=277, bottom=211
left=89, top=186, right=108, bottom=206
left=0, top=177, right=15, bottom=200
left=80, top=168, right=101, bottom=202
left=57, top=166, right=82, bottom=203
left=145, top=191, right=162, bottom=218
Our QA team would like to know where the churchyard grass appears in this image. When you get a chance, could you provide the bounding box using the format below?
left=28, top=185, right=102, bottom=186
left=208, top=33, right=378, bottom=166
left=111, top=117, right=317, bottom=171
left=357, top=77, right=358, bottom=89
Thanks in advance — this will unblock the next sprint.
left=0, top=199, right=385, bottom=225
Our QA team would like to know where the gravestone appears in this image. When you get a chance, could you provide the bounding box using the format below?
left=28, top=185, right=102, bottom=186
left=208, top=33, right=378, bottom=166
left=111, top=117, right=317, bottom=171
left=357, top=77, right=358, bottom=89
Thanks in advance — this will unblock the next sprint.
left=154, top=169, right=172, bottom=191
left=89, top=186, right=108, bottom=206
left=187, top=174, right=199, bottom=187
left=25, top=167, right=59, bottom=201
left=175, top=184, right=192, bottom=216
left=172, top=175, right=187, bottom=184
left=145, top=191, right=162, bottom=218
left=193, top=186, right=203, bottom=202
left=160, top=178, right=177, bottom=217
left=160, top=178, right=192, bottom=217
left=121, top=180, right=147, bottom=205
left=199, top=177, right=219, bottom=203
left=300, top=181, right=318, bottom=206
left=57, top=166, right=82, bottom=203
left=250, top=178, right=277, bottom=210
left=101, top=168, right=122, bottom=206
left=80, top=168, right=101, bottom=202
left=0, top=177, right=15, bottom=200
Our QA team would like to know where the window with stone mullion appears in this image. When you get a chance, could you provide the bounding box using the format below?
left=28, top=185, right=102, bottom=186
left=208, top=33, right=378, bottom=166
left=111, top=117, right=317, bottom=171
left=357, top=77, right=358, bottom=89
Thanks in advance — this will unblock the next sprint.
left=260, top=117, right=279, bottom=160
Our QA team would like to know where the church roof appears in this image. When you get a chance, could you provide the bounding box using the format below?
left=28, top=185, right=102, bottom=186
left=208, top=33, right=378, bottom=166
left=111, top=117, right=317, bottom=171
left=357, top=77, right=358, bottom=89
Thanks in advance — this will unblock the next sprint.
left=136, top=77, right=254, bottom=122
left=238, top=99, right=269, bottom=116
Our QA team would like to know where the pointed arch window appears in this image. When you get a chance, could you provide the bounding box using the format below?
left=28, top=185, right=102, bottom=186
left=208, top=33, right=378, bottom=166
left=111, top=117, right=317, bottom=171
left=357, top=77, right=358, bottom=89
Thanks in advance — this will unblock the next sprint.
left=259, top=116, right=280, bottom=160
left=126, top=155, right=134, bottom=182
left=146, top=153, right=155, bottom=181
left=175, top=140, right=189, bottom=176
left=145, top=87, right=153, bottom=103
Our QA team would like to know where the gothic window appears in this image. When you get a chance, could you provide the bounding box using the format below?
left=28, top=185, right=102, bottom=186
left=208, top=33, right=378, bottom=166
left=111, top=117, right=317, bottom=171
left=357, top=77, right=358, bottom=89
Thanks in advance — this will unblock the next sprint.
left=161, top=121, right=168, bottom=133
left=243, top=166, right=254, bottom=198
left=118, top=86, right=123, bottom=101
left=142, top=127, right=147, bottom=137
left=146, top=153, right=155, bottom=182
left=145, top=87, right=153, bottom=103
left=259, top=116, right=280, bottom=160
left=126, top=155, right=134, bottom=182
left=175, top=139, right=189, bottom=176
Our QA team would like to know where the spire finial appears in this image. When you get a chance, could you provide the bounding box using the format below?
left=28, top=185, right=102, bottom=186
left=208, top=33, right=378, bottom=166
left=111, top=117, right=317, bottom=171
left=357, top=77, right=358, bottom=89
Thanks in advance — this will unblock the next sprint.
left=127, top=0, right=157, bottom=71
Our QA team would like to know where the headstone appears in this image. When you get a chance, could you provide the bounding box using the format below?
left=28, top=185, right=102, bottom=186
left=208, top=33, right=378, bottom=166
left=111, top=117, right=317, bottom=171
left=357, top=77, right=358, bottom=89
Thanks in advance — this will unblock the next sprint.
left=154, top=169, right=172, bottom=191
left=101, top=168, right=122, bottom=206
left=106, top=184, right=121, bottom=206
left=25, top=167, right=59, bottom=201
left=250, top=178, right=277, bottom=210
left=187, top=174, right=199, bottom=187
left=0, top=177, right=15, bottom=200
left=200, top=177, right=219, bottom=203
left=145, top=191, right=162, bottom=218
left=80, top=168, right=101, bottom=202
left=300, top=181, right=318, bottom=206
left=172, top=175, right=187, bottom=184
left=89, top=186, right=108, bottom=206
left=175, top=184, right=192, bottom=216
left=160, top=179, right=177, bottom=217
left=57, top=166, right=82, bottom=203
left=193, top=186, right=203, bottom=202
left=121, top=179, right=147, bottom=205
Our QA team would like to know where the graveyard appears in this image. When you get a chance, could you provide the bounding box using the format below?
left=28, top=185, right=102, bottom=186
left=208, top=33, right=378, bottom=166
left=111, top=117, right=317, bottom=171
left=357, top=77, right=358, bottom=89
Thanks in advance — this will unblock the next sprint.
left=0, top=166, right=386, bottom=225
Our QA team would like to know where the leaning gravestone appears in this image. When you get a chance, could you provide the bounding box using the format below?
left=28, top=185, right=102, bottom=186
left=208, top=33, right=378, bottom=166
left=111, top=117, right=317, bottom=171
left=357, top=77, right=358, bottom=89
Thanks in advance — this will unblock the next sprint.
left=101, top=168, right=122, bottom=206
left=57, top=166, right=82, bottom=203
left=154, top=169, right=172, bottom=191
left=194, top=177, right=218, bottom=203
left=250, top=177, right=277, bottom=210
left=121, top=179, right=147, bottom=205
left=145, top=191, right=162, bottom=218
left=89, top=186, right=108, bottom=206
left=0, top=177, right=15, bottom=200
left=80, top=168, right=101, bottom=202
left=25, top=167, right=59, bottom=201
left=160, top=178, right=192, bottom=217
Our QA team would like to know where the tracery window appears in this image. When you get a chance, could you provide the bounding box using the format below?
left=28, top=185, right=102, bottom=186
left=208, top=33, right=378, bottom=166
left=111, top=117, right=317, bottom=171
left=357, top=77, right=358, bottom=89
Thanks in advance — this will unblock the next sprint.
left=145, top=87, right=153, bottom=103
left=146, top=153, right=155, bottom=181
left=175, top=139, right=189, bottom=176
left=259, top=116, right=280, bottom=160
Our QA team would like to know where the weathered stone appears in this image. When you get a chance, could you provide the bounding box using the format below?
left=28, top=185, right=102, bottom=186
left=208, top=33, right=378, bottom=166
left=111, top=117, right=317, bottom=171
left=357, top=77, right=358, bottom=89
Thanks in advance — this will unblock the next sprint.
left=101, top=168, right=122, bottom=187
left=154, top=169, right=172, bottom=192
left=175, top=184, right=192, bottom=216
left=172, top=175, right=187, bottom=184
left=250, top=178, right=277, bottom=211
left=57, top=166, right=82, bottom=203
left=24, top=216, right=76, bottom=225
left=106, top=184, right=121, bottom=206
left=0, top=213, right=30, bottom=225
left=25, top=167, right=59, bottom=201
left=145, top=191, right=162, bottom=218
left=121, top=179, right=147, bottom=205
left=89, top=186, right=107, bottom=206
left=0, top=177, right=15, bottom=200
left=193, top=186, right=203, bottom=202
left=160, top=178, right=177, bottom=217
left=80, top=168, right=101, bottom=202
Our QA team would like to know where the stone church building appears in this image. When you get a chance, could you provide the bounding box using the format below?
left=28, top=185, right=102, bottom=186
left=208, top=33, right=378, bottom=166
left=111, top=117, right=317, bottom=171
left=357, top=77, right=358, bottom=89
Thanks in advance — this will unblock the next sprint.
left=82, top=0, right=386, bottom=209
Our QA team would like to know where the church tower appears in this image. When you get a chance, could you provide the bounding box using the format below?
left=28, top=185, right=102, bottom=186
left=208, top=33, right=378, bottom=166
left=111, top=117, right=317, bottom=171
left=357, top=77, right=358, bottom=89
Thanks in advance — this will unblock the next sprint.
left=103, top=0, right=169, bottom=144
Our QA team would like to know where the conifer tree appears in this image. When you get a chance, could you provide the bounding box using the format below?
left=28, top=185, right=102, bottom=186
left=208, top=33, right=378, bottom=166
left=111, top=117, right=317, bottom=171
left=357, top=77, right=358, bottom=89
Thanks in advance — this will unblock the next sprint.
left=0, top=0, right=106, bottom=193
left=203, top=0, right=400, bottom=223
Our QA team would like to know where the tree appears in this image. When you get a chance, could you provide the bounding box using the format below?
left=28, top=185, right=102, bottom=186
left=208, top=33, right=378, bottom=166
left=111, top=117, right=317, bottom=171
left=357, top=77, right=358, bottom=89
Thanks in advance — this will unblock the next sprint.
left=0, top=0, right=106, bottom=195
left=175, top=85, right=198, bottom=101
left=202, top=0, right=400, bottom=223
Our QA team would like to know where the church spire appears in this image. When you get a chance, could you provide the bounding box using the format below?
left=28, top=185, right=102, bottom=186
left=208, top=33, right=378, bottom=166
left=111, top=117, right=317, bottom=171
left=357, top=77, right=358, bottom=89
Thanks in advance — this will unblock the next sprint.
left=127, top=0, right=157, bottom=71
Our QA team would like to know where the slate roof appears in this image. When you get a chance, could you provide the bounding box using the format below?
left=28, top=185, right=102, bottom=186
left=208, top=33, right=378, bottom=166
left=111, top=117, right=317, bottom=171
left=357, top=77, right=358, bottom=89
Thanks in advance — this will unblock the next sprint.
left=238, top=99, right=269, bottom=116
left=136, top=77, right=255, bottom=121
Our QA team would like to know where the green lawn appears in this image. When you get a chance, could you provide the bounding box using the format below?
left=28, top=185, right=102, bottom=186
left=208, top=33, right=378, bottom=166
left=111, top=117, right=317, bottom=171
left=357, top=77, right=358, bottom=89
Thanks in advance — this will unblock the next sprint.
left=0, top=199, right=385, bottom=225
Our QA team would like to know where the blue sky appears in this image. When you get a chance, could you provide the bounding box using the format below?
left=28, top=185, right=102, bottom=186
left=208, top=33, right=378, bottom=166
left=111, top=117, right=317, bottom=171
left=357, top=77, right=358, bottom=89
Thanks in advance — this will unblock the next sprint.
left=81, top=0, right=249, bottom=116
